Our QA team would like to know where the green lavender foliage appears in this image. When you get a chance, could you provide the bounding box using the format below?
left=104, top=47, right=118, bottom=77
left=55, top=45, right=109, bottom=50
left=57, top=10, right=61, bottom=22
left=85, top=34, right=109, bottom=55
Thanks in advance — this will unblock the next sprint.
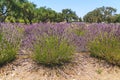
left=32, top=35, right=75, bottom=66
left=0, top=24, right=24, bottom=66
left=0, top=34, right=17, bottom=65
left=88, top=33, right=120, bottom=66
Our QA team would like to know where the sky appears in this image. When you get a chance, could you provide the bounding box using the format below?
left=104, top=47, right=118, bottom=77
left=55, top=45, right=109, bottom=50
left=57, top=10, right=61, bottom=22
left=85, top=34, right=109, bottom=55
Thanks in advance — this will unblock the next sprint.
left=28, top=0, right=120, bottom=18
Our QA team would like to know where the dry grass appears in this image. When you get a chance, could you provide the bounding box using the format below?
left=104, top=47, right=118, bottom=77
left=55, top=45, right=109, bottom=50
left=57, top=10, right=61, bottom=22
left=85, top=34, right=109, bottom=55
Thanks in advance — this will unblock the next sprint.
left=0, top=50, right=120, bottom=80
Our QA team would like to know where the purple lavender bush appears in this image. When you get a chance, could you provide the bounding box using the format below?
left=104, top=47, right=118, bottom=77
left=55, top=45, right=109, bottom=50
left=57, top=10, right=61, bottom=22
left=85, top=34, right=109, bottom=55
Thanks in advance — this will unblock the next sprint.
left=87, top=23, right=120, bottom=66
left=0, top=23, right=24, bottom=65
left=24, top=23, right=75, bottom=66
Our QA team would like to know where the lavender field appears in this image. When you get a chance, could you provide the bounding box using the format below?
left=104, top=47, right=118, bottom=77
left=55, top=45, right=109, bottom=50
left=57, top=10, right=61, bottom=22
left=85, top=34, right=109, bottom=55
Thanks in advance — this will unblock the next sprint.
left=0, top=22, right=120, bottom=80
left=0, top=22, right=120, bottom=66
left=1, top=0, right=120, bottom=79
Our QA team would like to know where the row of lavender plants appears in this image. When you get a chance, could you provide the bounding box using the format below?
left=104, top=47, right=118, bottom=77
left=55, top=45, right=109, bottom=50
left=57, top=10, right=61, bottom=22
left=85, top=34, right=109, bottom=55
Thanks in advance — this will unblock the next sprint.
left=24, top=22, right=120, bottom=66
left=0, top=22, right=120, bottom=66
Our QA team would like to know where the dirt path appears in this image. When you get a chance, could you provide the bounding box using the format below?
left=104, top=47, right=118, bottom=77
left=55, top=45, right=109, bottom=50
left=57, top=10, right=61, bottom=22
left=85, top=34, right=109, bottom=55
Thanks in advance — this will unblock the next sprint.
left=0, top=50, right=120, bottom=80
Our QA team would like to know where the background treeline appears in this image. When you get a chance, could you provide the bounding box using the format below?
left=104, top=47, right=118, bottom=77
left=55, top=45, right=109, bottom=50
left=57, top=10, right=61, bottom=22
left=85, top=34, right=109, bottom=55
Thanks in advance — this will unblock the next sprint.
left=83, top=6, right=120, bottom=23
left=0, top=0, right=120, bottom=24
left=0, top=0, right=80, bottom=24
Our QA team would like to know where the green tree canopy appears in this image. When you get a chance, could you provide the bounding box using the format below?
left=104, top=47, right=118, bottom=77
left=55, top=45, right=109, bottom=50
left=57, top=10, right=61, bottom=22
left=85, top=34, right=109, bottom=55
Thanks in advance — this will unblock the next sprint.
left=83, top=6, right=117, bottom=23
left=62, top=9, right=79, bottom=22
left=0, top=0, right=28, bottom=22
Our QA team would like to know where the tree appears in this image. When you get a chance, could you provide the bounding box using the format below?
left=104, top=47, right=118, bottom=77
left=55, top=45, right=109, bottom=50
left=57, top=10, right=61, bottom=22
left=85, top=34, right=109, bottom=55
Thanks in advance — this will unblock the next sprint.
left=79, top=17, right=82, bottom=22
left=20, top=1, right=36, bottom=24
left=55, top=12, right=64, bottom=22
left=0, top=0, right=27, bottom=22
left=83, top=6, right=117, bottom=23
left=99, top=6, right=116, bottom=22
left=36, top=7, right=50, bottom=23
left=46, top=8, right=57, bottom=22
left=36, top=7, right=61, bottom=23
left=83, top=9, right=102, bottom=23
left=62, top=9, right=78, bottom=22
left=113, top=14, right=120, bottom=23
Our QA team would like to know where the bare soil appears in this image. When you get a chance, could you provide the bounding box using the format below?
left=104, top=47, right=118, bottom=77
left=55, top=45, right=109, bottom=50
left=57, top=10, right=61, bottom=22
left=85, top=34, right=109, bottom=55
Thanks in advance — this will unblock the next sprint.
left=0, top=50, right=120, bottom=80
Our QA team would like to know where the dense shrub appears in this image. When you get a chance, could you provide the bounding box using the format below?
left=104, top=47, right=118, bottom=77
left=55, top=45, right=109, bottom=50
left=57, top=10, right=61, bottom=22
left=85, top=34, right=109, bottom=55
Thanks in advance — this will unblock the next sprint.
left=0, top=23, right=24, bottom=66
left=27, top=24, right=75, bottom=66
left=88, top=33, right=120, bottom=66
left=0, top=34, right=17, bottom=65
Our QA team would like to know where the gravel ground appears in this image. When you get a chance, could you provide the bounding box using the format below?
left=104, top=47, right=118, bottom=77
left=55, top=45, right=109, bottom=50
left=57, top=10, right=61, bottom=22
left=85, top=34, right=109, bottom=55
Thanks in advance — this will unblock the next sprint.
left=0, top=50, right=120, bottom=80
